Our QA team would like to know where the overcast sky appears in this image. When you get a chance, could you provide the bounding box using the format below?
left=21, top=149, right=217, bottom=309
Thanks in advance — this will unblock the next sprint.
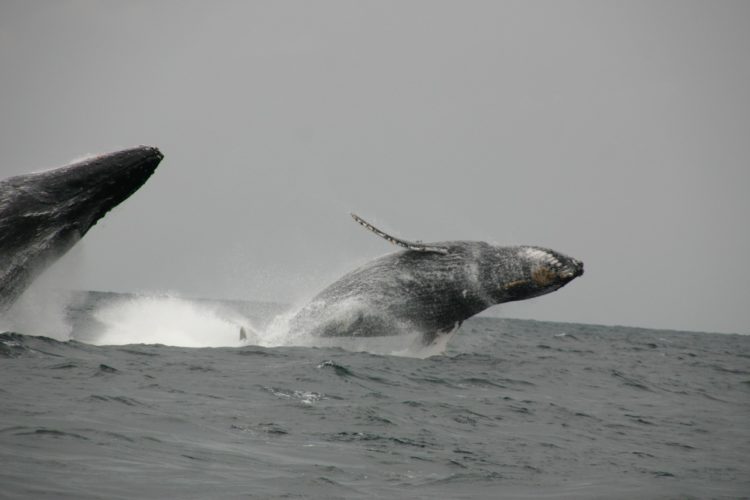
left=1, top=1, right=748, bottom=334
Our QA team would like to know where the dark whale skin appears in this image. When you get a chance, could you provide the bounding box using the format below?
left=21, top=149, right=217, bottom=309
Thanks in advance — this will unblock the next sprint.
left=0, top=146, right=163, bottom=313
left=290, top=241, right=583, bottom=344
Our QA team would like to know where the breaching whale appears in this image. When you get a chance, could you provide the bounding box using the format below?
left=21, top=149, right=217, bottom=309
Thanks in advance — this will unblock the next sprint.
left=290, top=214, right=584, bottom=346
left=0, top=146, right=163, bottom=314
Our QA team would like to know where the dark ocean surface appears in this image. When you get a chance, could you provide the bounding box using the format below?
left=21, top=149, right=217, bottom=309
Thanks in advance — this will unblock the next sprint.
left=1, top=292, right=748, bottom=499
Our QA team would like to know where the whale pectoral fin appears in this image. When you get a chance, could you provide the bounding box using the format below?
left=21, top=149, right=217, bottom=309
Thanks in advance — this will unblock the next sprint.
left=350, top=213, right=449, bottom=255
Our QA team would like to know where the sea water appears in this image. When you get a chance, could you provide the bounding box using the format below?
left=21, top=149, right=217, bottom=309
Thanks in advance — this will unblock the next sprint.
left=1, top=292, right=748, bottom=499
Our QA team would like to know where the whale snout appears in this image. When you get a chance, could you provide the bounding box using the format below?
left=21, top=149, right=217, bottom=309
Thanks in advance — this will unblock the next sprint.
left=554, top=256, right=583, bottom=284
left=564, top=257, right=584, bottom=279
left=522, top=247, right=583, bottom=287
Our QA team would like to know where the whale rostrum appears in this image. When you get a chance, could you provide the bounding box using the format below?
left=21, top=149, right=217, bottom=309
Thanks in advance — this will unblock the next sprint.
left=290, top=214, right=584, bottom=346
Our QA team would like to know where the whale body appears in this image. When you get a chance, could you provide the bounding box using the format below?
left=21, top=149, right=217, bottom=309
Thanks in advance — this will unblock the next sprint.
left=290, top=215, right=584, bottom=346
left=0, top=146, right=163, bottom=313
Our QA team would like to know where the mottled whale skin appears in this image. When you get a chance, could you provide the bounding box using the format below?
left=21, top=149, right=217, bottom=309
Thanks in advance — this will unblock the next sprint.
left=290, top=215, right=584, bottom=345
left=0, top=146, right=163, bottom=313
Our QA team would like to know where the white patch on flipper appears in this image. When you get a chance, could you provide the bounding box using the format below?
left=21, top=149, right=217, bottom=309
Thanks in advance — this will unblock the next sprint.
left=465, top=258, right=494, bottom=307
left=467, top=262, right=480, bottom=284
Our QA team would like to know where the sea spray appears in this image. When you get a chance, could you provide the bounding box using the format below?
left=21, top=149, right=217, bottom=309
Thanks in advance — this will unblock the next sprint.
left=0, top=287, right=79, bottom=340
left=0, top=244, right=87, bottom=340
left=91, top=294, right=254, bottom=347
left=85, top=293, right=449, bottom=357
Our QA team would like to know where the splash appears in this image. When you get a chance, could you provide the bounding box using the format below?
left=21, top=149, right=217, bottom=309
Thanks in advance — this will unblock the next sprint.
left=86, top=294, right=448, bottom=357
left=257, top=303, right=452, bottom=358
left=0, top=244, right=87, bottom=340
left=0, top=287, right=78, bottom=341
left=91, top=295, right=254, bottom=347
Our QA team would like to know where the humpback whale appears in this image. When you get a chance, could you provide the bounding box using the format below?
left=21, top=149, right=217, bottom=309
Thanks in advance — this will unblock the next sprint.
left=0, top=146, right=163, bottom=314
left=290, top=214, right=584, bottom=346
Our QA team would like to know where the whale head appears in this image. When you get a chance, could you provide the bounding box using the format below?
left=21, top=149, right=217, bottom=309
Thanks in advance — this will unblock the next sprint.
left=0, top=146, right=163, bottom=313
left=484, top=245, right=584, bottom=304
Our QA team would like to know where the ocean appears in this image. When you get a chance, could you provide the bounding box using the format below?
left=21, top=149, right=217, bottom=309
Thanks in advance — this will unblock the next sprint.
left=1, top=292, right=748, bottom=499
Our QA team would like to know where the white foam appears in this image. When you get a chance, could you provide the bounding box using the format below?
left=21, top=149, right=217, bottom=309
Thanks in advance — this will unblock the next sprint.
left=71, top=293, right=454, bottom=358
left=91, top=295, right=253, bottom=347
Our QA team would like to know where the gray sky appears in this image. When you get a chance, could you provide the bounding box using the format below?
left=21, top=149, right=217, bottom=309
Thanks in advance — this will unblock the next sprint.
left=1, top=1, right=748, bottom=334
